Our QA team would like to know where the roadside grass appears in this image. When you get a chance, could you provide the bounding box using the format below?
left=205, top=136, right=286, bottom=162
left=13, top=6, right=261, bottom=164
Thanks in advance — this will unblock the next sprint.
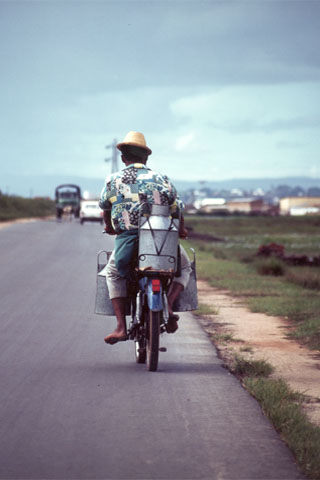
left=253, top=257, right=286, bottom=276
left=240, top=345, right=254, bottom=353
left=194, top=304, right=219, bottom=316
left=228, top=355, right=320, bottom=479
left=0, top=194, right=55, bottom=221
left=182, top=215, right=320, bottom=351
left=210, top=332, right=243, bottom=344
left=291, top=318, right=320, bottom=351
left=232, top=356, right=274, bottom=377
left=245, top=377, right=320, bottom=480
left=285, top=267, right=320, bottom=291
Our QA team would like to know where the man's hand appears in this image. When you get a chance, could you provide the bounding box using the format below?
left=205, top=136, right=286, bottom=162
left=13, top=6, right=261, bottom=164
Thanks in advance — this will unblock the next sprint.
left=104, top=225, right=117, bottom=235
left=179, top=227, right=188, bottom=239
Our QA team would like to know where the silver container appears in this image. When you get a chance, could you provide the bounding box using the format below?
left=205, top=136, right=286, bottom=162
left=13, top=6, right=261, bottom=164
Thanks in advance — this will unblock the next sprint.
left=95, top=248, right=198, bottom=316
left=95, top=250, right=131, bottom=316
left=173, top=248, right=198, bottom=312
left=138, top=204, right=179, bottom=273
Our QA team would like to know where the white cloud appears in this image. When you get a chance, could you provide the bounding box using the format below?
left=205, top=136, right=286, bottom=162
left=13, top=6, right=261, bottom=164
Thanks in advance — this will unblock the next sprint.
left=175, top=133, right=195, bottom=152
left=309, top=165, right=320, bottom=178
left=171, top=84, right=320, bottom=132
left=164, top=83, right=320, bottom=180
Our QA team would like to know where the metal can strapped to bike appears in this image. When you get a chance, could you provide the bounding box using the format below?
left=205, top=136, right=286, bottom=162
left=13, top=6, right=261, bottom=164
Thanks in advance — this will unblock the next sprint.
left=138, top=204, right=179, bottom=274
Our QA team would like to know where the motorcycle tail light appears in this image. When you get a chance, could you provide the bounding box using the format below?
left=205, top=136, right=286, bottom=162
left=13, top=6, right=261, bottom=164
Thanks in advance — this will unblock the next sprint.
left=152, top=279, right=161, bottom=293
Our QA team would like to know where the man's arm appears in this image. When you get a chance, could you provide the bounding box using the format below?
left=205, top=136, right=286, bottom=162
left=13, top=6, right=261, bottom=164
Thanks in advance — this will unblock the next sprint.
left=179, top=214, right=188, bottom=239
left=99, top=179, right=117, bottom=235
left=103, top=210, right=117, bottom=235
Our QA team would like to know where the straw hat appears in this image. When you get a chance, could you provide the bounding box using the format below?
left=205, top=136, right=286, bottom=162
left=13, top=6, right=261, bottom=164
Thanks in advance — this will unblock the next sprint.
left=117, top=131, right=152, bottom=156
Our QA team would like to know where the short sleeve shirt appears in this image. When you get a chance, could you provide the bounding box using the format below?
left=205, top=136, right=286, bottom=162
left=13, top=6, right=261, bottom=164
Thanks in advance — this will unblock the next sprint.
left=99, top=163, right=184, bottom=233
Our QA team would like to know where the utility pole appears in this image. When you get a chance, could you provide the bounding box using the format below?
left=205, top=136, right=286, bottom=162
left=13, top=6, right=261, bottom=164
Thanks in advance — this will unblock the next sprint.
left=105, top=138, right=119, bottom=174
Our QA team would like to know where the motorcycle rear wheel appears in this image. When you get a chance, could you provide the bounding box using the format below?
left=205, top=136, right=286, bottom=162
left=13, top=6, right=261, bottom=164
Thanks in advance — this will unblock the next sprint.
left=146, top=310, right=160, bottom=372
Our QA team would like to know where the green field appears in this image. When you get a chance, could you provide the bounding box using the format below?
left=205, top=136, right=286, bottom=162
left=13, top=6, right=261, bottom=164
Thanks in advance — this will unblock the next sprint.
left=183, top=214, right=320, bottom=351
left=0, top=194, right=55, bottom=221
left=186, top=215, right=320, bottom=256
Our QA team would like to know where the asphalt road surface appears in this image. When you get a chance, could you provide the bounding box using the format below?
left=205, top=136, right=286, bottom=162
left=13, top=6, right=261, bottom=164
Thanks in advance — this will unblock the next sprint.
left=0, top=219, right=304, bottom=480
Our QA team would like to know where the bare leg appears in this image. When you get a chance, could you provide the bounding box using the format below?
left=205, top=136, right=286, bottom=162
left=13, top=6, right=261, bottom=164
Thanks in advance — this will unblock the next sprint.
left=167, top=282, right=184, bottom=315
left=166, top=282, right=184, bottom=333
left=104, top=297, right=127, bottom=344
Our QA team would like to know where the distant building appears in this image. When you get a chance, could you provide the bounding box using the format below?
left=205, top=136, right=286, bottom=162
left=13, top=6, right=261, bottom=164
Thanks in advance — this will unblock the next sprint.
left=252, top=187, right=265, bottom=197
left=193, top=197, right=228, bottom=214
left=226, top=198, right=264, bottom=214
left=280, top=197, right=320, bottom=215
left=230, top=188, right=244, bottom=197
left=192, top=196, right=278, bottom=215
left=290, top=207, right=320, bottom=216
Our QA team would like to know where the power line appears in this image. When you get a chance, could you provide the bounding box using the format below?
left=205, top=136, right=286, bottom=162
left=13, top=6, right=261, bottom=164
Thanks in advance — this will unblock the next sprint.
left=105, top=138, right=119, bottom=173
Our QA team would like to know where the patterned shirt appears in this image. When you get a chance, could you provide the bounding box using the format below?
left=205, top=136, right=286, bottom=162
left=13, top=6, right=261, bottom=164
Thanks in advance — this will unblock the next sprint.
left=99, top=163, right=184, bottom=233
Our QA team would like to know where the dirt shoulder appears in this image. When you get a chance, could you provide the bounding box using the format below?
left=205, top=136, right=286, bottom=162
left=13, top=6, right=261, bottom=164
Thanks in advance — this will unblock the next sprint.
left=197, top=279, right=320, bottom=426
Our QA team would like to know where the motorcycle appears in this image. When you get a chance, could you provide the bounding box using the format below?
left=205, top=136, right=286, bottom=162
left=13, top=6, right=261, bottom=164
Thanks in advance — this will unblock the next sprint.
left=95, top=204, right=198, bottom=372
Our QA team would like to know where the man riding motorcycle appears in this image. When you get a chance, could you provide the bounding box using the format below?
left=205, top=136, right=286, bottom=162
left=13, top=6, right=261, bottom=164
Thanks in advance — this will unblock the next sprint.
left=99, top=131, right=192, bottom=345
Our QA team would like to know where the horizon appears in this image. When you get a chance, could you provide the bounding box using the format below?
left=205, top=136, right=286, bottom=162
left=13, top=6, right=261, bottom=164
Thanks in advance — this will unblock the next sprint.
left=1, top=172, right=320, bottom=199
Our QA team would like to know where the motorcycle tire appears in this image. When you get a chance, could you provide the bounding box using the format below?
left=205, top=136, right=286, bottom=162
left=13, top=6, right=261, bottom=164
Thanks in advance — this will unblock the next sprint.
left=146, top=310, right=160, bottom=372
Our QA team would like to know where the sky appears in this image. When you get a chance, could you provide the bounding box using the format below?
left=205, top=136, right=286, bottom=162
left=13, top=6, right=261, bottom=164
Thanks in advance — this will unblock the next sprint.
left=1, top=0, right=320, bottom=186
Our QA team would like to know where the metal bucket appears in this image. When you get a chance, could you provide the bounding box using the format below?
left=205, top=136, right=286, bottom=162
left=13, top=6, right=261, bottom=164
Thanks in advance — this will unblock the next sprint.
left=94, top=250, right=131, bottom=316
left=95, top=248, right=198, bottom=316
left=138, top=204, right=179, bottom=273
left=173, top=248, right=198, bottom=312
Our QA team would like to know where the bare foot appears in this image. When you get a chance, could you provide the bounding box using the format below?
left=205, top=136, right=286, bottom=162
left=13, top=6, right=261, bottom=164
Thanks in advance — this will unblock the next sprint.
left=104, top=328, right=127, bottom=344
left=166, top=314, right=179, bottom=334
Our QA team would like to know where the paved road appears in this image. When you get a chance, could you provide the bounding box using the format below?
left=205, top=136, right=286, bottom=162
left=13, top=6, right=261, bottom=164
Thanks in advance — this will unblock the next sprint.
left=0, top=219, right=303, bottom=479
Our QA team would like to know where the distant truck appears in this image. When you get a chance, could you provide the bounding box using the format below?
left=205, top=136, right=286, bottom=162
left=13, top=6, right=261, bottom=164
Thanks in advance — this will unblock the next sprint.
left=55, top=184, right=81, bottom=219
